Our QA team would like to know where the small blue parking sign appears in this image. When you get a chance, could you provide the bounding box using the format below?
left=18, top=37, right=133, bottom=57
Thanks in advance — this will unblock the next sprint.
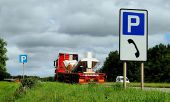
left=19, top=55, right=27, bottom=63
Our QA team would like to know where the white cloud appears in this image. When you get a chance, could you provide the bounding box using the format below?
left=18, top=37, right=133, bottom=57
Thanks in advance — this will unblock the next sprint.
left=148, top=34, right=168, bottom=48
left=1, top=0, right=170, bottom=36
left=0, top=0, right=170, bottom=77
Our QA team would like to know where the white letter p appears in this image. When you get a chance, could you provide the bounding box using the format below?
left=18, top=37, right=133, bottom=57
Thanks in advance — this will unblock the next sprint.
left=21, top=56, right=26, bottom=62
left=128, top=15, right=140, bottom=33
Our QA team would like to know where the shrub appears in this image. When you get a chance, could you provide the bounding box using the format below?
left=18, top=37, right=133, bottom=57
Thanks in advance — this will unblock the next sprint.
left=21, top=78, right=39, bottom=88
left=14, top=85, right=27, bottom=99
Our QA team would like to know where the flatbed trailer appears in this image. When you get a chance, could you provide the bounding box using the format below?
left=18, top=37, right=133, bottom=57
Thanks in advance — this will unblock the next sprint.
left=54, top=52, right=105, bottom=84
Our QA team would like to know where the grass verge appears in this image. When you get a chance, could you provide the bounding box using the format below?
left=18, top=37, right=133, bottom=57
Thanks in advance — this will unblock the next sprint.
left=12, top=82, right=170, bottom=102
left=0, top=82, right=170, bottom=102
left=0, top=81, right=20, bottom=102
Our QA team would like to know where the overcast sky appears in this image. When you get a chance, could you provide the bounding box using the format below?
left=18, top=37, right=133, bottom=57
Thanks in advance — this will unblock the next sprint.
left=0, top=0, right=170, bottom=77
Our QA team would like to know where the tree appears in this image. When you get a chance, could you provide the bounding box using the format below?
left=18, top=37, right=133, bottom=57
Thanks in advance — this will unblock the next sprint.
left=145, top=43, right=170, bottom=82
left=0, top=70, right=10, bottom=80
left=100, top=43, right=170, bottom=82
left=0, top=38, right=10, bottom=80
left=100, top=51, right=123, bottom=81
left=100, top=51, right=140, bottom=82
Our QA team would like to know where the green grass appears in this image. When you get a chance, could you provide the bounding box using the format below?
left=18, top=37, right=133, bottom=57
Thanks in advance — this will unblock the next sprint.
left=0, top=81, right=20, bottom=102
left=0, top=82, right=170, bottom=102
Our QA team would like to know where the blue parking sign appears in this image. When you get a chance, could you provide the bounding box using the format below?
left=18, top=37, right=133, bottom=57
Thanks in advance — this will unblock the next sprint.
left=123, top=12, right=145, bottom=36
left=19, top=55, right=27, bottom=63
left=119, top=9, right=148, bottom=61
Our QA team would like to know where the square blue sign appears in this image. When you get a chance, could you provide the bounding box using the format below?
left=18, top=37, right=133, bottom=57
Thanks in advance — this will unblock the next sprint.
left=19, top=55, right=27, bottom=63
left=123, top=12, right=145, bottom=36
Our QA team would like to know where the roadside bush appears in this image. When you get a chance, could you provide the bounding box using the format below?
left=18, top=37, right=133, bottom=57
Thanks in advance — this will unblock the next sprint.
left=21, top=78, right=39, bottom=88
left=14, top=85, right=27, bottom=99
left=12, top=78, right=40, bottom=100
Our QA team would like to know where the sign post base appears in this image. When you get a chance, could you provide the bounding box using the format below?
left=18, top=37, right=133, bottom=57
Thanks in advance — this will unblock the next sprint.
left=141, top=62, right=144, bottom=90
left=123, top=62, right=127, bottom=89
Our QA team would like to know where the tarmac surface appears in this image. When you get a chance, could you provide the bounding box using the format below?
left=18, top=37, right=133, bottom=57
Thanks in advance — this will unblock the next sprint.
left=134, top=87, right=170, bottom=92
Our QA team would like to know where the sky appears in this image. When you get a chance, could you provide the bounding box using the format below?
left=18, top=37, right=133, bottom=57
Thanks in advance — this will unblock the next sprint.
left=0, top=0, right=170, bottom=77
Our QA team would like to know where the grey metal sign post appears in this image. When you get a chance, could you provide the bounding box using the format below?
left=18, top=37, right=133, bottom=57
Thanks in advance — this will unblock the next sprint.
left=123, top=62, right=127, bottom=89
left=141, top=63, right=144, bottom=89
left=19, top=55, right=27, bottom=79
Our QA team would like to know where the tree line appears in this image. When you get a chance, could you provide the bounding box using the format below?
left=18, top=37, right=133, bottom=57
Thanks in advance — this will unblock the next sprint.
left=0, top=37, right=170, bottom=82
left=100, top=43, right=170, bottom=82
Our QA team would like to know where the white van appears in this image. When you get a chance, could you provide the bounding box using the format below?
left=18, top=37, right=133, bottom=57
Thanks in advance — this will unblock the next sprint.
left=116, top=76, right=130, bottom=83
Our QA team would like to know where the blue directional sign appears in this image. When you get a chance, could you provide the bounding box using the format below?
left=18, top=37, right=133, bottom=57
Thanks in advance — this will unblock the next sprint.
left=119, top=9, right=148, bottom=61
left=19, top=55, right=27, bottom=63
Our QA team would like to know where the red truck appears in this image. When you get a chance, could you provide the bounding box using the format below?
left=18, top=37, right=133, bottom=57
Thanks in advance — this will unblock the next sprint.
left=54, top=52, right=105, bottom=84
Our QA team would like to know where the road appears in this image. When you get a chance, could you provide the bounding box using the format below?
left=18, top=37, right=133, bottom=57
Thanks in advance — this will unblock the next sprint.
left=134, top=87, right=170, bottom=92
